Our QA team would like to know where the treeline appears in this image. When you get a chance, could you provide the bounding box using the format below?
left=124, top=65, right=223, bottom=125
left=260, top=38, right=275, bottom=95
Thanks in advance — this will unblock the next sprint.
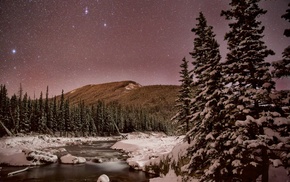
left=0, top=85, right=168, bottom=137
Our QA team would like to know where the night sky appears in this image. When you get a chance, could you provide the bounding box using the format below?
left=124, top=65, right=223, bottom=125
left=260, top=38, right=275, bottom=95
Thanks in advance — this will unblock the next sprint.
left=0, top=0, right=289, bottom=97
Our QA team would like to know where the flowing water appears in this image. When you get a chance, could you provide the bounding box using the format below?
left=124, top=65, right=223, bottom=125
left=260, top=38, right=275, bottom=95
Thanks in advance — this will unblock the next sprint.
left=0, top=141, right=155, bottom=182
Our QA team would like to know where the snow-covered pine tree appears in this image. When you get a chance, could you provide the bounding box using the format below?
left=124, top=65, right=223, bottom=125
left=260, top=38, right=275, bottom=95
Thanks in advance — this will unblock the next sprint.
left=172, top=57, right=193, bottom=134
left=64, top=99, right=71, bottom=136
left=188, top=11, right=222, bottom=134
left=185, top=12, right=226, bottom=181
left=217, top=0, right=290, bottom=181
left=19, top=93, right=30, bottom=133
left=45, top=86, right=53, bottom=134
left=272, top=3, right=290, bottom=78
left=51, top=96, right=58, bottom=134
left=58, top=90, right=65, bottom=136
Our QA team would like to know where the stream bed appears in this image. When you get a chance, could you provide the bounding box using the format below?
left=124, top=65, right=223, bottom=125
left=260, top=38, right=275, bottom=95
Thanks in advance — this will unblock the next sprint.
left=0, top=141, right=154, bottom=182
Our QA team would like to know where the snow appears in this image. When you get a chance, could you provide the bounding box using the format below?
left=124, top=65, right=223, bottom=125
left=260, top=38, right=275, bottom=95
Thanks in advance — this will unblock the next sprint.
left=274, top=117, right=290, bottom=126
left=97, top=174, right=110, bottom=182
left=0, top=135, right=114, bottom=166
left=150, top=170, right=198, bottom=182
left=111, top=132, right=180, bottom=170
left=0, top=149, right=32, bottom=166
left=25, top=149, right=58, bottom=164
left=125, top=83, right=141, bottom=90
left=112, top=132, right=200, bottom=182
left=60, top=154, right=86, bottom=164
left=270, top=159, right=283, bottom=167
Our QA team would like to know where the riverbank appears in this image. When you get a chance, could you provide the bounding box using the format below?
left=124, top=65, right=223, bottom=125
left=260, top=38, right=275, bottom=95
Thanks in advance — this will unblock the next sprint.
left=111, top=132, right=190, bottom=182
left=0, top=135, right=116, bottom=166
left=112, top=132, right=290, bottom=182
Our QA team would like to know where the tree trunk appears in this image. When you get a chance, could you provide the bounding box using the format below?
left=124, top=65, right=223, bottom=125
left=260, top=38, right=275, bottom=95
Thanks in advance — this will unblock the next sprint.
left=0, top=120, right=13, bottom=136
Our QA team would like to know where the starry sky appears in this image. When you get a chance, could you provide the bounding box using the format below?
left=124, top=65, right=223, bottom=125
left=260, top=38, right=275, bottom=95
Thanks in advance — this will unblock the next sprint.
left=0, top=0, right=289, bottom=97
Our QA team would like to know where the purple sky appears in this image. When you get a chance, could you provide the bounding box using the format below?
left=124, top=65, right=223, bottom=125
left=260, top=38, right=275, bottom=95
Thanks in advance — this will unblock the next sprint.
left=0, top=0, right=289, bottom=97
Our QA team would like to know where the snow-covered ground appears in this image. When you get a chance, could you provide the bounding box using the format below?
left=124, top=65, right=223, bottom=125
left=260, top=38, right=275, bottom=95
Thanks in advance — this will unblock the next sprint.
left=111, top=132, right=196, bottom=181
left=0, top=135, right=115, bottom=166
left=111, top=132, right=289, bottom=182
left=112, top=132, right=182, bottom=170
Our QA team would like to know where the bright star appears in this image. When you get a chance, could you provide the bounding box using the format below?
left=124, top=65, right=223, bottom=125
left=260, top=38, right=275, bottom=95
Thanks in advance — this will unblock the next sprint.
left=104, top=23, right=107, bottom=27
left=85, top=6, right=89, bottom=15
left=12, top=49, right=16, bottom=54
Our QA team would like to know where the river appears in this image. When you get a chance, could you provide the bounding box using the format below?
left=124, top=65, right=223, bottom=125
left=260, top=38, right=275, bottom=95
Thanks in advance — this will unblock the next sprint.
left=0, top=141, right=155, bottom=182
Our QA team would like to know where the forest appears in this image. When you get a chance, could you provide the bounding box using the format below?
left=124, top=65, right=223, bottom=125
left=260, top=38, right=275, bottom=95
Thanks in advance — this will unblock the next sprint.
left=0, top=85, right=168, bottom=137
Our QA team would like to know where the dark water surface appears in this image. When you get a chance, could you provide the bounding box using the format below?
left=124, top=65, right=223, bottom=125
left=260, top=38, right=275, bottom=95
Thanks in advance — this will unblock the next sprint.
left=0, top=141, right=153, bottom=182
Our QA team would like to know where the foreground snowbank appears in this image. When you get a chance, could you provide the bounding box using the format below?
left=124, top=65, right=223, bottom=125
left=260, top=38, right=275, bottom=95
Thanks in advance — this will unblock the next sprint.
left=111, top=132, right=182, bottom=170
left=111, top=132, right=290, bottom=182
left=111, top=132, right=195, bottom=181
left=0, top=135, right=114, bottom=166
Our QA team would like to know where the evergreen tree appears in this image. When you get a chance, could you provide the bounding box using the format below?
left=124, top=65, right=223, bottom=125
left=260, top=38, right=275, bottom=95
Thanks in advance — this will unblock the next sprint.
left=206, top=1, right=290, bottom=181
left=51, top=96, right=58, bottom=134
left=188, top=11, right=222, bottom=138
left=185, top=12, right=227, bottom=180
left=38, top=92, right=47, bottom=133
left=19, top=93, right=30, bottom=133
left=64, top=99, right=71, bottom=136
left=31, top=98, right=39, bottom=132
left=58, top=90, right=65, bottom=136
left=0, top=85, right=11, bottom=136
left=10, top=94, right=20, bottom=133
left=86, top=107, right=97, bottom=136
left=172, top=57, right=193, bottom=134
left=45, top=86, right=53, bottom=133
left=272, top=3, right=290, bottom=78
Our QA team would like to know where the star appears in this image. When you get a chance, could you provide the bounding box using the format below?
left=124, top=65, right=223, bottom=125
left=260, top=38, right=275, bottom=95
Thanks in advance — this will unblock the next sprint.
left=104, top=23, right=107, bottom=27
left=84, top=6, right=89, bottom=15
left=11, top=49, right=16, bottom=54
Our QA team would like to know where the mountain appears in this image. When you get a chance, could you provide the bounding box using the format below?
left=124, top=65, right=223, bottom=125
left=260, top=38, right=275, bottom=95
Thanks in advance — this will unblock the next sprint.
left=61, top=80, right=179, bottom=121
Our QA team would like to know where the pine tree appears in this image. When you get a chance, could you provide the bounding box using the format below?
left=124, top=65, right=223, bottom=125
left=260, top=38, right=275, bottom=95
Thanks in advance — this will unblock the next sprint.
left=172, top=57, right=193, bottom=134
left=31, top=98, right=39, bottom=132
left=45, top=86, right=53, bottom=134
left=272, top=3, right=290, bottom=78
left=38, top=92, right=47, bottom=133
left=213, top=1, right=290, bottom=181
left=51, top=96, right=58, bottom=134
left=19, top=93, right=30, bottom=133
left=0, top=85, right=11, bottom=136
left=185, top=12, right=227, bottom=181
left=10, top=94, right=20, bottom=133
left=188, top=11, right=222, bottom=136
left=64, top=99, right=71, bottom=136
left=58, top=90, right=65, bottom=136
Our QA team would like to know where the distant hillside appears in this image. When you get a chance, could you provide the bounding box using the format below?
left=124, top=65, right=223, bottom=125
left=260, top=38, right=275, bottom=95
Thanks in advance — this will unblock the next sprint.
left=61, top=81, right=179, bottom=121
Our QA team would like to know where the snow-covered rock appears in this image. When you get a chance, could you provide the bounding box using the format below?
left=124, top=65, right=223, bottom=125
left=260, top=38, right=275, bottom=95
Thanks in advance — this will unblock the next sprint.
left=97, top=174, right=110, bottom=182
left=60, top=154, right=86, bottom=164
left=25, top=149, right=58, bottom=164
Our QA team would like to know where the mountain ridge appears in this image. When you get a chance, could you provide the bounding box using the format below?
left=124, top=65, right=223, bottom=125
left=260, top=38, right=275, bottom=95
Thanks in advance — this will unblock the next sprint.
left=60, top=80, right=179, bottom=121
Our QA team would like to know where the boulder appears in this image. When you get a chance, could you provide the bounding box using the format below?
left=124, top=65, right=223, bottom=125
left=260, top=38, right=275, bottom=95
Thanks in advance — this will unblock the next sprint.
left=60, top=154, right=86, bottom=164
left=24, top=149, right=58, bottom=165
left=97, top=174, right=110, bottom=182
